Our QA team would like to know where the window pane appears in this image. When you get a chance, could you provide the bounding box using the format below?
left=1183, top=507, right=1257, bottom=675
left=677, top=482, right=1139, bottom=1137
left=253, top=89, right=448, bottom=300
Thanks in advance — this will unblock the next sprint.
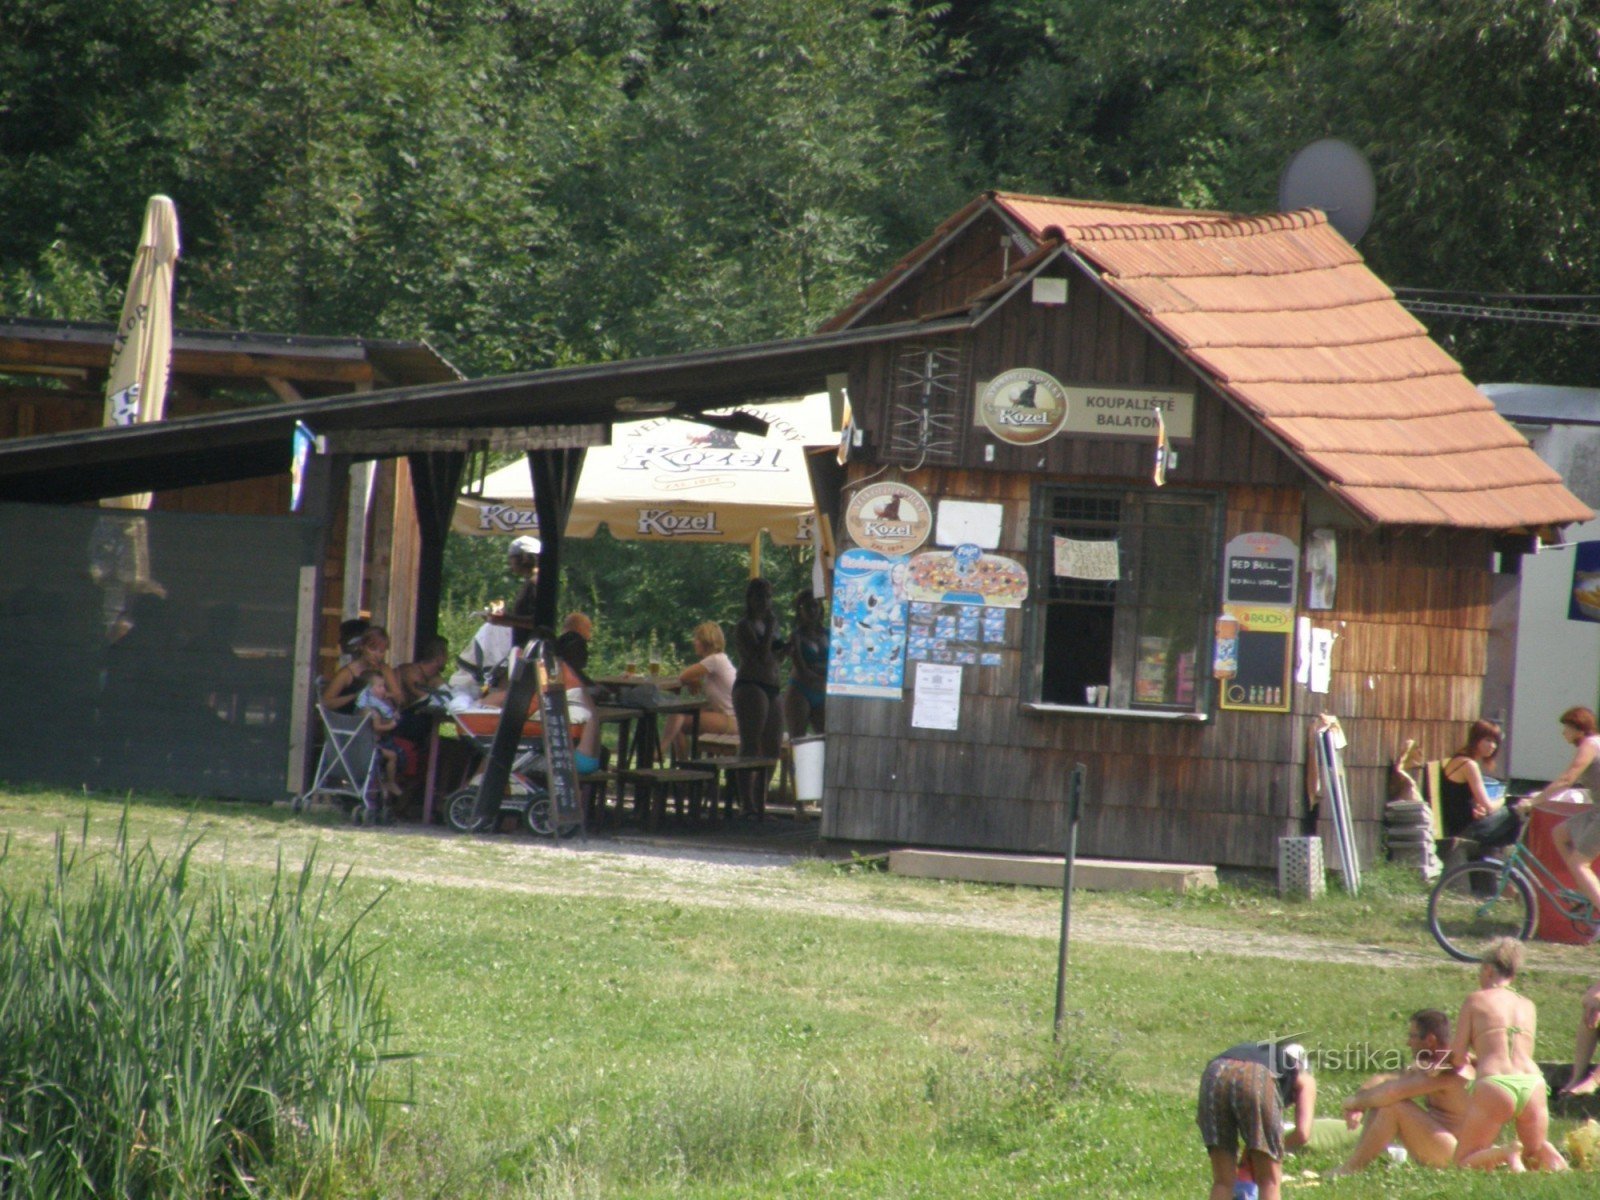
left=1039, top=493, right=1118, bottom=704
left=1130, top=501, right=1209, bottom=707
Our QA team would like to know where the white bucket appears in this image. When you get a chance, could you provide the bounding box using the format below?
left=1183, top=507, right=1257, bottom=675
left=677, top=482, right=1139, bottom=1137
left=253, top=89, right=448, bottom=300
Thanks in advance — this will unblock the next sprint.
left=792, top=735, right=825, bottom=801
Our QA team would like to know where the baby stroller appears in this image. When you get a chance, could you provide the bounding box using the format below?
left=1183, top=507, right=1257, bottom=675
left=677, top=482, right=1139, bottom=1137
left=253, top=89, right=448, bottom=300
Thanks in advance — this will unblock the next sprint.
left=293, top=706, right=391, bottom=825
left=443, top=708, right=581, bottom=837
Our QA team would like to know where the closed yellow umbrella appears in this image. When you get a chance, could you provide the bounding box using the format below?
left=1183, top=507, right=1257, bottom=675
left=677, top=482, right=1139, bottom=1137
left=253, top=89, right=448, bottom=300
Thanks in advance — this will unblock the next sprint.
left=102, top=194, right=180, bottom=510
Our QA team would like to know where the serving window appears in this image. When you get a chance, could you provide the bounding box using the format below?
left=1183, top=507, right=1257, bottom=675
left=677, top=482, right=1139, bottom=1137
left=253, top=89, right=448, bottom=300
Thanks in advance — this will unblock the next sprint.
left=1028, top=486, right=1219, bottom=713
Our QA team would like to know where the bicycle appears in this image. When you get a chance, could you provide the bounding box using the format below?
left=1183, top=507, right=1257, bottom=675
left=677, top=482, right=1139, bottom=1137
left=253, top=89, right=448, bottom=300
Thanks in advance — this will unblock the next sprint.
left=1428, top=816, right=1600, bottom=962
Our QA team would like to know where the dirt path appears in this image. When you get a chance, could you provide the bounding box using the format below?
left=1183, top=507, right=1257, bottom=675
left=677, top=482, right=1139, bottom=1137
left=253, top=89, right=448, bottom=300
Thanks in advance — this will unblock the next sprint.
left=8, top=819, right=1468, bottom=971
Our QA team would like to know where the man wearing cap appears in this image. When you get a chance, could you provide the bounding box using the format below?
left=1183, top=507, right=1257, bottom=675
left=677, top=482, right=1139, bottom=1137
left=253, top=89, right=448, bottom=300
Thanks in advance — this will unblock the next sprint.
left=1198, top=1039, right=1316, bottom=1200
left=486, top=535, right=542, bottom=633
left=1325, top=1009, right=1468, bottom=1176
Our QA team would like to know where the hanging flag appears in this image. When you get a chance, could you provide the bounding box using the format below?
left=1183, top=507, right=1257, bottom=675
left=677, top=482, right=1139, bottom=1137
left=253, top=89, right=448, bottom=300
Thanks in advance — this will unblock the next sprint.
left=1152, top=407, right=1168, bottom=487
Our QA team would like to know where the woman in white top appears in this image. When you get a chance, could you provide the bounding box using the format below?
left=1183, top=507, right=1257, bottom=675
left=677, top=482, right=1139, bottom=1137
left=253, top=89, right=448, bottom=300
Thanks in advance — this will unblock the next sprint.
left=663, top=620, right=737, bottom=760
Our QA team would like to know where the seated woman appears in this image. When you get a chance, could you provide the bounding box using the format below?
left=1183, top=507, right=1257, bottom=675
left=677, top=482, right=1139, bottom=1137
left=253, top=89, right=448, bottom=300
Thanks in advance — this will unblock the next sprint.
left=322, top=626, right=402, bottom=715
left=1446, top=937, right=1566, bottom=1171
left=662, top=620, right=737, bottom=761
left=1438, top=719, right=1520, bottom=850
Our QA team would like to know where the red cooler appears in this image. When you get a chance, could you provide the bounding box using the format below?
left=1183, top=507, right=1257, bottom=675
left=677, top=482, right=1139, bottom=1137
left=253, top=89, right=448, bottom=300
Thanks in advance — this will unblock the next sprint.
left=1525, top=800, right=1600, bottom=945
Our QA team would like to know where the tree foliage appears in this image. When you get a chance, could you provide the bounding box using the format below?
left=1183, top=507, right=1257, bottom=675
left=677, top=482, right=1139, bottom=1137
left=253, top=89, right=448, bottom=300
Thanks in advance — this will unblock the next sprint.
left=6, top=0, right=1600, bottom=625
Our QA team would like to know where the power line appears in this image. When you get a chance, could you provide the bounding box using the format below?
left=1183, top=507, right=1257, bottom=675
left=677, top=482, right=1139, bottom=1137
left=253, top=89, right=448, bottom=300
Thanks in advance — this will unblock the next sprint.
left=1394, top=287, right=1600, bottom=303
left=1398, top=299, right=1600, bottom=328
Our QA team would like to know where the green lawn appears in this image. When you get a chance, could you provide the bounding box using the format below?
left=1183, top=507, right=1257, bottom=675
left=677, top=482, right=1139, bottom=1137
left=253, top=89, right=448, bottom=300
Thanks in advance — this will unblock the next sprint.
left=3, top=785, right=1598, bottom=1197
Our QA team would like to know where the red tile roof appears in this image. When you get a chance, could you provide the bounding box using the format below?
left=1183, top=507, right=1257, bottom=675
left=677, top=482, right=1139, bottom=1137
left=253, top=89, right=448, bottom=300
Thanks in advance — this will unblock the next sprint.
left=983, top=194, right=1590, bottom=531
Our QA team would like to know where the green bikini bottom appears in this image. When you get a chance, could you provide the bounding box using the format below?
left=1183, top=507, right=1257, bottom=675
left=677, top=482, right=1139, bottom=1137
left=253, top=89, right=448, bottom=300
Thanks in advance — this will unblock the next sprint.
left=1472, top=1072, right=1546, bottom=1117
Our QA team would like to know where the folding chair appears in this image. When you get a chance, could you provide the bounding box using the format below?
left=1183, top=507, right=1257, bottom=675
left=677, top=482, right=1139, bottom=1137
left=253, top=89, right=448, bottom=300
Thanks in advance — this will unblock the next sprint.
left=294, top=706, right=385, bottom=823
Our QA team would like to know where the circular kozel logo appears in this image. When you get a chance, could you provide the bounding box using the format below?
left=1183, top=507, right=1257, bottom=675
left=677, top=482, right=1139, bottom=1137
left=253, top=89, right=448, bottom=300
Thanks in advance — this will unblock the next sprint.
left=845, top=482, right=933, bottom=557
left=977, top=368, right=1070, bottom=446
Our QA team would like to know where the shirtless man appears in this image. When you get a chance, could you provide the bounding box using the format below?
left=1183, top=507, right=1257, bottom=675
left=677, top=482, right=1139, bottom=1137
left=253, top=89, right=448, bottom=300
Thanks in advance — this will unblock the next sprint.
left=1325, top=1010, right=1469, bottom=1176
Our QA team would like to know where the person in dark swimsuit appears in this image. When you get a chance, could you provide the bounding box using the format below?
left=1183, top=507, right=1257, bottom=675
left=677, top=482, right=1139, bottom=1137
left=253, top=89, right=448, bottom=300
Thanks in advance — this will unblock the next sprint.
left=782, top=588, right=828, bottom=738
left=732, top=577, right=785, bottom=814
left=1438, top=719, right=1519, bottom=850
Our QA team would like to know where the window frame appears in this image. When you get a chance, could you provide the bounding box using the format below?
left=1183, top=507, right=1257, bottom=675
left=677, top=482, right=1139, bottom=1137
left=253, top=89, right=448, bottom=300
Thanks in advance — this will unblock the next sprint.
left=1024, top=483, right=1223, bottom=718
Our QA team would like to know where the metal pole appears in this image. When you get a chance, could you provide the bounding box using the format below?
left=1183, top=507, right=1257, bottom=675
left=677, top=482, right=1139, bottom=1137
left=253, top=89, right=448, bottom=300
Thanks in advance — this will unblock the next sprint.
left=1053, top=762, right=1086, bottom=1042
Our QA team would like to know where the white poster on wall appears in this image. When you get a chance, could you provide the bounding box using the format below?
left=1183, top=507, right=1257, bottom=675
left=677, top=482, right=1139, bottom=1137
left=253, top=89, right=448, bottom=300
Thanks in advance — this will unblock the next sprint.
left=911, top=662, right=962, bottom=730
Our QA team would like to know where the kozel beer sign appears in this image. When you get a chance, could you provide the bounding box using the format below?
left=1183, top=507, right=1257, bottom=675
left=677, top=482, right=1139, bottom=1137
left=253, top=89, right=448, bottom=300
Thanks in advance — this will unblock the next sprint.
left=976, top=368, right=1070, bottom=445
left=845, top=482, right=932, bottom=557
left=977, top=369, right=1196, bottom=446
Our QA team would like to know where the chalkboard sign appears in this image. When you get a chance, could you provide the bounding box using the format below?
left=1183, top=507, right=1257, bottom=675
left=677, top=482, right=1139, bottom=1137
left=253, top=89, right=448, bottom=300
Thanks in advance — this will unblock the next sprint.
left=471, top=641, right=541, bottom=828
left=532, top=646, right=585, bottom=836
left=1218, top=604, right=1292, bottom=712
left=1223, top=532, right=1298, bottom=606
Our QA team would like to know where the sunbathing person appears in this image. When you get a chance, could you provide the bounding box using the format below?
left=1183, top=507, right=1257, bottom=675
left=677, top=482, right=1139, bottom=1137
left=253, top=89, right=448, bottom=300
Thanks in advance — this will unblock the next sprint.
left=1445, top=937, right=1566, bottom=1171
left=1326, top=1009, right=1467, bottom=1175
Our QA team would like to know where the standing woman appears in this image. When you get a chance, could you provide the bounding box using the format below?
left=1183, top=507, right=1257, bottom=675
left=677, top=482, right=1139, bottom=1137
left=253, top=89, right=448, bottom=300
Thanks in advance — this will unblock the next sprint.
left=1446, top=938, right=1566, bottom=1171
left=1438, top=719, right=1519, bottom=850
left=1521, top=706, right=1600, bottom=917
left=732, top=577, right=785, bottom=814
left=782, top=589, right=829, bottom=739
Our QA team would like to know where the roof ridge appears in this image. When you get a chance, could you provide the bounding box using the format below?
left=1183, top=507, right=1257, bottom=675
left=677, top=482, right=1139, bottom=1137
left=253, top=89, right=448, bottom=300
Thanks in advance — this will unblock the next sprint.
left=989, top=190, right=1236, bottom=219
left=1066, top=209, right=1329, bottom=244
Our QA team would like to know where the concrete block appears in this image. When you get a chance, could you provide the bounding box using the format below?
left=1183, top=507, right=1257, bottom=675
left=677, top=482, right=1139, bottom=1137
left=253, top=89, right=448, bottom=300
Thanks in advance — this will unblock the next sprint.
left=886, top=848, right=1217, bottom=893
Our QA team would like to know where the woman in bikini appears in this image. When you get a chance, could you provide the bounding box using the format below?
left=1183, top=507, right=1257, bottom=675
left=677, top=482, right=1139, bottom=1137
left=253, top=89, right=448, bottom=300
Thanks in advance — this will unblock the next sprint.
left=1446, top=937, right=1566, bottom=1171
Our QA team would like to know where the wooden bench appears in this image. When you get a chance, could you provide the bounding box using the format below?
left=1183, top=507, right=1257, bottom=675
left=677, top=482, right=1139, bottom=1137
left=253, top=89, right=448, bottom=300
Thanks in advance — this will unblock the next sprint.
left=692, top=732, right=741, bottom=758
left=681, top=755, right=779, bottom=818
left=618, top=767, right=715, bottom=827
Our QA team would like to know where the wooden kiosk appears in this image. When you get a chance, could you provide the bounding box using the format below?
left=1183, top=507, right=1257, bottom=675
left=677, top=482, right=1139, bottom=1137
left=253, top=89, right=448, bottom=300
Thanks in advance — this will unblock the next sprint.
left=814, top=193, right=1591, bottom=868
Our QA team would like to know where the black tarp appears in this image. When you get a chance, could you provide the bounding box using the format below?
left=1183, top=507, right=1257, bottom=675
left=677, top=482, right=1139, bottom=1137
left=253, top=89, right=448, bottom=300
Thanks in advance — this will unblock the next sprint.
left=0, top=502, right=317, bottom=801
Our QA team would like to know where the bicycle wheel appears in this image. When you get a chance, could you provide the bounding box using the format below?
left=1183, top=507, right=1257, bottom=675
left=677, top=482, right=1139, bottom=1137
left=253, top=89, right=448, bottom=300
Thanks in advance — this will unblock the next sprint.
left=1428, top=861, right=1536, bottom=962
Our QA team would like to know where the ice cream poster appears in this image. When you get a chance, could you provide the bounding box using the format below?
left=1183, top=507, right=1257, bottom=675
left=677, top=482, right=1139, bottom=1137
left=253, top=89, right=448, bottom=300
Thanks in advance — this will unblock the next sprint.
left=827, top=547, right=909, bottom=699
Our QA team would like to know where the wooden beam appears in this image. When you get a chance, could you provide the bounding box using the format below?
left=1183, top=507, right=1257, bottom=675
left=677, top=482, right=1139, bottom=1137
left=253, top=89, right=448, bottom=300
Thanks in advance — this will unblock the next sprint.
left=265, top=377, right=304, bottom=403
left=326, top=424, right=609, bottom=456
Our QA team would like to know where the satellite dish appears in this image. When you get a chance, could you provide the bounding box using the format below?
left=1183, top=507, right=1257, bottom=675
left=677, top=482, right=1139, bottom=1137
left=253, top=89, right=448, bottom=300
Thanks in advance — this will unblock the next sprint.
left=1278, top=137, right=1376, bottom=244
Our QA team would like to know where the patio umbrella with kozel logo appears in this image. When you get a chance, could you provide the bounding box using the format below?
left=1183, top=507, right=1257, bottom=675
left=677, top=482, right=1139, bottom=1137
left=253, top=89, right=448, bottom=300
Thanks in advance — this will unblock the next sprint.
left=454, top=394, right=836, bottom=544
left=562, top=394, right=836, bottom=547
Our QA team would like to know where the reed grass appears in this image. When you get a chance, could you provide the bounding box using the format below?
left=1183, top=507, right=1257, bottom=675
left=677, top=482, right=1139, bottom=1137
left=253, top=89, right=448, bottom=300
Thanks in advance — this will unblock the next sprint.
left=0, top=815, right=398, bottom=1198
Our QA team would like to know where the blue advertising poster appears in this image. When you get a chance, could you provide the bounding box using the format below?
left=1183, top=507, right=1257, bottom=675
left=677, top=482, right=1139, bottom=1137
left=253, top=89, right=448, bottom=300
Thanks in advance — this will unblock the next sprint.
left=827, top=547, right=908, bottom=698
left=1570, top=540, right=1600, bottom=623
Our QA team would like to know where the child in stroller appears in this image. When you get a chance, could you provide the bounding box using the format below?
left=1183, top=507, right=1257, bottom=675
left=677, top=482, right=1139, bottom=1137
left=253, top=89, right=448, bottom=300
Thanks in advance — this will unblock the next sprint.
left=356, top=671, right=407, bottom=814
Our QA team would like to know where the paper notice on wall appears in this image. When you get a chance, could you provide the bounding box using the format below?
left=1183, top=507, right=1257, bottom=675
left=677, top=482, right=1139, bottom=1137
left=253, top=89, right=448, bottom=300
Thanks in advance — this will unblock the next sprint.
left=1295, top=616, right=1312, bottom=686
left=911, top=662, right=962, bottom=730
left=1310, top=627, right=1336, bottom=694
left=1053, top=536, right=1119, bottom=580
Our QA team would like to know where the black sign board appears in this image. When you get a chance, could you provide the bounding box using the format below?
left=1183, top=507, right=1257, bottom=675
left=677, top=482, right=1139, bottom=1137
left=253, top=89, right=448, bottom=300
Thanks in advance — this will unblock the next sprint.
left=1222, top=532, right=1298, bottom=606
left=471, top=640, right=541, bottom=828
left=1220, top=628, right=1292, bottom=712
left=532, top=649, right=585, bottom=836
